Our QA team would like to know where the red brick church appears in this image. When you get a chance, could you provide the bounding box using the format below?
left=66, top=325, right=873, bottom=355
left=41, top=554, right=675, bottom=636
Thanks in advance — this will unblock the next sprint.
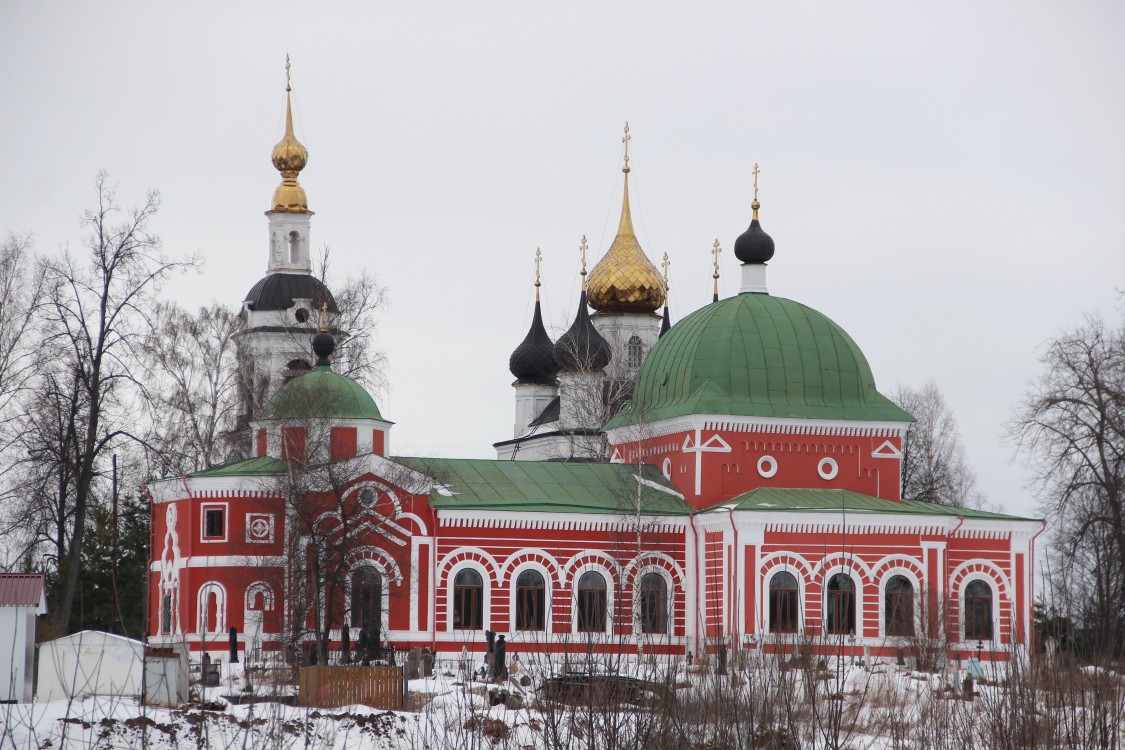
left=146, top=81, right=1043, bottom=665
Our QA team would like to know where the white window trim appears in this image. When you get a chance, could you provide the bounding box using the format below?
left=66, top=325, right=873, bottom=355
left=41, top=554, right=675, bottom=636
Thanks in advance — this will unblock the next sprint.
left=761, top=567, right=806, bottom=637
left=632, top=565, right=674, bottom=636
left=196, top=581, right=227, bottom=634
left=958, top=572, right=1001, bottom=645
left=876, top=567, right=923, bottom=640
left=822, top=565, right=862, bottom=637
left=571, top=564, right=615, bottom=636
left=446, top=561, right=490, bottom=633
left=508, top=561, right=553, bottom=634
left=200, top=502, right=228, bottom=543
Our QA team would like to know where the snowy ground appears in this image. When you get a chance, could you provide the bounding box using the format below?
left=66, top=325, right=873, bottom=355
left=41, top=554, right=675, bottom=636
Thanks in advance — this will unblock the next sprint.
left=2, top=656, right=1121, bottom=749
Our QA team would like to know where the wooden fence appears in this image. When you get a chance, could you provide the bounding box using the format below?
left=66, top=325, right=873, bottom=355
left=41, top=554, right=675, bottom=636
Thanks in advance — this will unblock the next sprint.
left=298, top=665, right=405, bottom=710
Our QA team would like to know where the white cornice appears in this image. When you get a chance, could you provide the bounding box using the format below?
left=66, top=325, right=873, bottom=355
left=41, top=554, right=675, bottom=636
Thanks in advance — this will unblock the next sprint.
left=607, top=414, right=910, bottom=444
left=148, top=453, right=433, bottom=504
left=436, top=508, right=689, bottom=532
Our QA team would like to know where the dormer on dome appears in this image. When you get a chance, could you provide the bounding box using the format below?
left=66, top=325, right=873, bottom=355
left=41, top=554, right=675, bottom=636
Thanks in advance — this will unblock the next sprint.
left=585, top=123, right=666, bottom=313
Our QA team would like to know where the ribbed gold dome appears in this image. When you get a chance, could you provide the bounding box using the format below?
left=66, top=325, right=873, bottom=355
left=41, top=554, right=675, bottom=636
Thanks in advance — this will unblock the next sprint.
left=269, top=81, right=310, bottom=213
left=586, top=169, right=666, bottom=313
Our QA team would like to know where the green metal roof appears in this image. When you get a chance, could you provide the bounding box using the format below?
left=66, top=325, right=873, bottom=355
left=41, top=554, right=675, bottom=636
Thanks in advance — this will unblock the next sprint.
left=394, top=457, right=693, bottom=515
left=261, top=365, right=384, bottom=421
left=189, top=456, right=288, bottom=477
left=606, top=293, right=912, bottom=429
left=705, top=487, right=1040, bottom=521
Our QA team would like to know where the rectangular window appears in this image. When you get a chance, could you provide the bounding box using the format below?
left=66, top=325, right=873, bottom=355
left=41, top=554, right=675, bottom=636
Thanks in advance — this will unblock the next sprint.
left=203, top=507, right=225, bottom=539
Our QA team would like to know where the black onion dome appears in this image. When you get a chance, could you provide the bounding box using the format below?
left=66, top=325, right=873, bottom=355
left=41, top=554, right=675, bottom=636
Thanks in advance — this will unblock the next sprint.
left=245, top=273, right=339, bottom=312
left=554, top=291, right=611, bottom=372
left=312, top=331, right=335, bottom=366
left=733, top=211, right=775, bottom=264
left=509, top=299, right=558, bottom=384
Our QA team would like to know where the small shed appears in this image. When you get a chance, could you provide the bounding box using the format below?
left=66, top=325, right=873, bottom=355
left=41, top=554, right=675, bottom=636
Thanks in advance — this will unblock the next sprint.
left=0, top=573, right=47, bottom=703
left=37, top=630, right=144, bottom=702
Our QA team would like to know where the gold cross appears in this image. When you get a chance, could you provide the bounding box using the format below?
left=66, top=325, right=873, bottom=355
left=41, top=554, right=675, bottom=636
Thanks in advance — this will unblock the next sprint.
left=622, top=122, right=631, bottom=171
left=752, top=163, right=760, bottom=202
left=661, top=251, right=671, bottom=285
left=320, top=301, right=328, bottom=332
left=579, top=235, right=588, bottom=277
left=712, top=239, right=722, bottom=278
left=285, top=54, right=292, bottom=93
left=534, top=248, right=542, bottom=288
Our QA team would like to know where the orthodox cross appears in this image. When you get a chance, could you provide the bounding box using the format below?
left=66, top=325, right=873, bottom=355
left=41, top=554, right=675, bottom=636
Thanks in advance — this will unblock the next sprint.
left=533, top=248, right=542, bottom=299
left=712, top=240, right=722, bottom=302
left=579, top=235, right=588, bottom=284
left=661, top=251, right=671, bottom=288
left=752, top=162, right=760, bottom=202
left=285, top=54, right=292, bottom=93
left=622, top=122, right=631, bottom=172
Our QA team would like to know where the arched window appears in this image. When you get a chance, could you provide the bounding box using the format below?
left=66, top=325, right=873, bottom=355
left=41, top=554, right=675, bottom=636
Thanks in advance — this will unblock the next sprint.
left=884, top=575, right=914, bottom=637
left=825, top=573, right=856, bottom=635
left=515, top=570, right=546, bottom=631
left=577, top=571, right=607, bottom=632
left=350, top=568, right=383, bottom=630
left=638, top=572, right=668, bottom=634
left=288, top=230, right=300, bottom=263
left=769, top=571, right=799, bottom=633
left=964, top=580, right=993, bottom=640
left=453, top=569, right=483, bottom=630
left=626, top=335, right=644, bottom=368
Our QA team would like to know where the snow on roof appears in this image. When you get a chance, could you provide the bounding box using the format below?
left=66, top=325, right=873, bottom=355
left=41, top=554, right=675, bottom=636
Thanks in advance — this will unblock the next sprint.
left=0, top=573, right=47, bottom=611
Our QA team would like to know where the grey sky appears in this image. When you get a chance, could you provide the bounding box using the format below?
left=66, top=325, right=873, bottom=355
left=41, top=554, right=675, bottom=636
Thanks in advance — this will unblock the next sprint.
left=4, top=1, right=1124, bottom=519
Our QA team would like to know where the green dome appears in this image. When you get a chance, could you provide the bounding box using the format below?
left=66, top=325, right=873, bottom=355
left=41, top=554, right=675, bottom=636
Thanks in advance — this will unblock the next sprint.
left=606, top=293, right=911, bottom=428
left=261, top=365, right=384, bottom=421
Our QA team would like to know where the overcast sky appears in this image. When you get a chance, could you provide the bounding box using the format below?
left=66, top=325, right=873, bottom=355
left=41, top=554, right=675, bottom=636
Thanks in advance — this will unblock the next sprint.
left=4, top=1, right=1124, bottom=519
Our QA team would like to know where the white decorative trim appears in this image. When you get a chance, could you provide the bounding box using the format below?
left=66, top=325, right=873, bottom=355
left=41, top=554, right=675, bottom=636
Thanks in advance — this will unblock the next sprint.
left=757, top=455, right=778, bottom=478
left=499, top=548, right=563, bottom=585
left=871, top=440, right=903, bottom=459
left=245, top=513, right=275, bottom=543
left=817, top=457, right=839, bottom=480
left=437, top=547, right=500, bottom=584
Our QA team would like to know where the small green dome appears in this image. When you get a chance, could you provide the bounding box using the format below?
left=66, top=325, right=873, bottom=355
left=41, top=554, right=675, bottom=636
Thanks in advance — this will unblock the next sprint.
left=261, top=365, right=384, bottom=421
left=606, top=293, right=911, bottom=428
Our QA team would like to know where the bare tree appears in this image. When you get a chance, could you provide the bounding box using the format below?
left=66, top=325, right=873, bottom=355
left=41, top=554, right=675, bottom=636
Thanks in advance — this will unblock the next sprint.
left=1011, top=315, right=1125, bottom=655
left=28, top=172, right=194, bottom=630
left=141, top=301, right=241, bottom=475
left=316, top=245, right=388, bottom=393
left=891, top=381, right=984, bottom=507
left=0, top=232, right=45, bottom=439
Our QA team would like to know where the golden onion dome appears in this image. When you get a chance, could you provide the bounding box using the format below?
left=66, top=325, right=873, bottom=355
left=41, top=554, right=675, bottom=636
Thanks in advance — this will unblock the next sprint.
left=269, top=62, right=310, bottom=213
left=586, top=125, right=666, bottom=313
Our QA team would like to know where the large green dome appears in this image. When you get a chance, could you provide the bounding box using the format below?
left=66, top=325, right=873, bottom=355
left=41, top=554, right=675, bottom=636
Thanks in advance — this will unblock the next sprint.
left=606, top=293, right=911, bottom=428
left=261, top=365, right=384, bottom=421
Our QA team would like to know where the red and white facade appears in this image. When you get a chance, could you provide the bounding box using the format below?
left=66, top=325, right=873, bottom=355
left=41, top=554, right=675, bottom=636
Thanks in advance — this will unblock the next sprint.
left=147, top=404, right=1043, bottom=663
